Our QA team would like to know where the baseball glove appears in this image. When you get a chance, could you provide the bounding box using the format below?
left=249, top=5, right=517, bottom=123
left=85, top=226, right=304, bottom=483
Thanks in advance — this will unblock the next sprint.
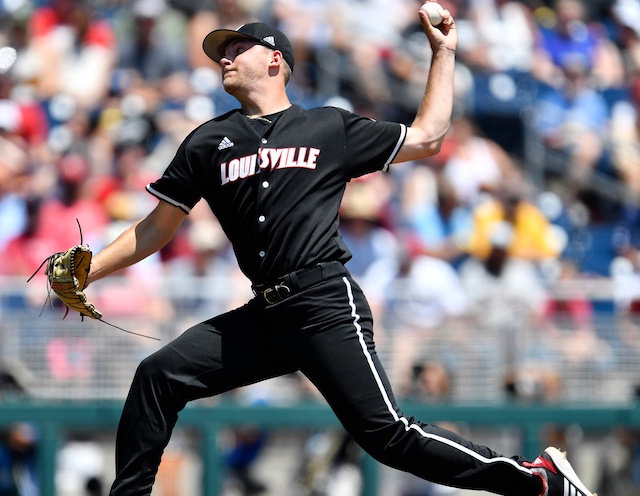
left=27, top=221, right=160, bottom=340
left=44, top=245, right=102, bottom=320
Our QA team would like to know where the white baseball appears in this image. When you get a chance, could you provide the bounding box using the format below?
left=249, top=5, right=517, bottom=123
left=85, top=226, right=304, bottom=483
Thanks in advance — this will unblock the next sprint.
left=421, top=2, right=444, bottom=25
left=0, top=47, right=17, bottom=74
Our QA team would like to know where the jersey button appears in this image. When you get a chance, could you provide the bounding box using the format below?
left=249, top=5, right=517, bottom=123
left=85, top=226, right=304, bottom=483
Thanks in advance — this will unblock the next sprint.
left=258, top=215, right=266, bottom=222
left=259, top=250, right=266, bottom=257
left=262, top=181, right=269, bottom=188
left=261, top=138, right=268, bottom=144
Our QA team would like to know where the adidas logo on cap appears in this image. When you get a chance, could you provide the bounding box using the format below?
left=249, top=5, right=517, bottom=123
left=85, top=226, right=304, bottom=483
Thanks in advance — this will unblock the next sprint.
left=203, top=22, right=295, bottom=71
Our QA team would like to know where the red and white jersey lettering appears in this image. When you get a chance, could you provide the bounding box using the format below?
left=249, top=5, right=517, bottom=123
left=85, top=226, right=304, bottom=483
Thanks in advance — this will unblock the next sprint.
left=220, top=147, right=321, bottom=185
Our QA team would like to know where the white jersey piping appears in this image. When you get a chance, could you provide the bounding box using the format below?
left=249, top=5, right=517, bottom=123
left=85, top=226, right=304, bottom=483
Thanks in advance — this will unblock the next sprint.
left=340, top=275, right=533, bottom=477
left=145, top=184, right=193, bottom=214
left=382, top=123, right=406, bottom=172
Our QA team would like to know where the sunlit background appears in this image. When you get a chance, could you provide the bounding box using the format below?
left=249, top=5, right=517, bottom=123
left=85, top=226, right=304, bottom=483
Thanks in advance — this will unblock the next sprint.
left=2, top=0, right=640, bottom=494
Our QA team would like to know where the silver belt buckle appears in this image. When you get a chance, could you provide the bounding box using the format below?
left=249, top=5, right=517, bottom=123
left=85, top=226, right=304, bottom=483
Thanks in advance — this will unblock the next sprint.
left=262, top=283, right=291, bottom=304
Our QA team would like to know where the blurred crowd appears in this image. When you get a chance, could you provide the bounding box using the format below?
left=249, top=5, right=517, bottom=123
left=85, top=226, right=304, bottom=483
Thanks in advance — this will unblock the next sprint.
left=5, top=3, right=640, bottom=492
left=5, top=0, right=640, bottom=407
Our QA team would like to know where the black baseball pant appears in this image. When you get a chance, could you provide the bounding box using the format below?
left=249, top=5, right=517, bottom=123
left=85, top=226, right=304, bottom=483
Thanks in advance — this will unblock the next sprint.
left=109, top=272, right=542, bottom=496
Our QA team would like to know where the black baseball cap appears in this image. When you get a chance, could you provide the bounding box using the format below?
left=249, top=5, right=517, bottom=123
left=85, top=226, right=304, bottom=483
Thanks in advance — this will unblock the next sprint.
left=203, top=22, right=295, bottom=71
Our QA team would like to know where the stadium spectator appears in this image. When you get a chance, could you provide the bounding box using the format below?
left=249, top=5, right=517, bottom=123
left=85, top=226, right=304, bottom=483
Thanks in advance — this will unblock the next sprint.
left=611, top=0, right=640, bottom=79
left=463, top=175, right=562, bottom=266
left=0, top=53, right=47, bottom=215
left=95, top=113, right=160, bottom=225
left=329, top=0, right=414, bottom=112
left=456, top=0, right=539, bottom=75
left=26, top=0, right=117, bottom=108
left=384, top=113, right=509, bottom=261
left=0, top=422, right=38, bottom=496
left=0, top=197, right=55, bottom=284
left=610, top=76, right=640, bottom=202
left=0, top=136, right=28, bottom=252
left=530, top=51, right=611, bottom=192
left=271, top=0, right=342, bottom=91
left=116, top=0, right=190, bottom=83
left=609, top=76, right=640, bottom=260
left=35, top=152, right=109, bottom=250
left=440, top=113, right=519, bottom=207
left=593, top=426, right=640, bottom=495
left=532, top=0, right=625, bottom=89
left=407, top=361, right=453, bottom=403
left=400, top=167, right=472, bottom=265
left=0, top=60, right=49, bottom=153
left=503, top=362, right=564, bottom=404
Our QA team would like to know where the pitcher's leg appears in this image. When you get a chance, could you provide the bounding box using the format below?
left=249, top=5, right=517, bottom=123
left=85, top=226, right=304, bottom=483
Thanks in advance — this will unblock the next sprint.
left=110, top=349, right=182, bottom=496
left=110, top=303, right=296, bottom=496
left=296, top=276, right=542, bottom=496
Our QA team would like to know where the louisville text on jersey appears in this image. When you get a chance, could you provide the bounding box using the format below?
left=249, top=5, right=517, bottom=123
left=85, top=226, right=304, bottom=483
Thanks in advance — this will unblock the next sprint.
left=220, top=147, right=320, bottom=185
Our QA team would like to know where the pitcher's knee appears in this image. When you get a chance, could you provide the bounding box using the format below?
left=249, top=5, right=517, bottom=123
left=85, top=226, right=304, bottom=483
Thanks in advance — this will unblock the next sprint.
left=135, top=351, right=167, bottom=383
left=132, top=348, right=182, bottom=398
left=351, top=418, right=417, bottom=468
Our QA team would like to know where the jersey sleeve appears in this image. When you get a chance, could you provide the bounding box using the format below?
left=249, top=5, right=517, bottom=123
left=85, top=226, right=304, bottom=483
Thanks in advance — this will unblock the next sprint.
left=146, top=133, right=203, bottom=214
left=339, top=109, right=407, bottom=177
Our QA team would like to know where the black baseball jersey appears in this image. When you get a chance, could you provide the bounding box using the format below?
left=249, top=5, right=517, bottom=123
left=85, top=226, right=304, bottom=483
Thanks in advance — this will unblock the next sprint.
left=147, top=104, right=406, bottom=284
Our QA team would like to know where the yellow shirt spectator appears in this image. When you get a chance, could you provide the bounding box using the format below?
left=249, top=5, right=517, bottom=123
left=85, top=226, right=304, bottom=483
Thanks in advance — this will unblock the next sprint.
left=466, top=193, right=562, bottom=262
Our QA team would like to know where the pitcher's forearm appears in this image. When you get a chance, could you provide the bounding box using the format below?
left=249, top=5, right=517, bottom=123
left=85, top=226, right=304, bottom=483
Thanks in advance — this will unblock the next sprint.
left=87, top=201, right=187, bottom=285
left=87, top=223, right=150, bottom=284
left=412, top=47, right=457, bottom=144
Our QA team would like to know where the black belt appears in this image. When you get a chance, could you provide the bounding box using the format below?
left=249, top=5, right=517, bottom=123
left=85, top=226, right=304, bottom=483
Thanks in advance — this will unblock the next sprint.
left=252, top=261, right=347, bottom=305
